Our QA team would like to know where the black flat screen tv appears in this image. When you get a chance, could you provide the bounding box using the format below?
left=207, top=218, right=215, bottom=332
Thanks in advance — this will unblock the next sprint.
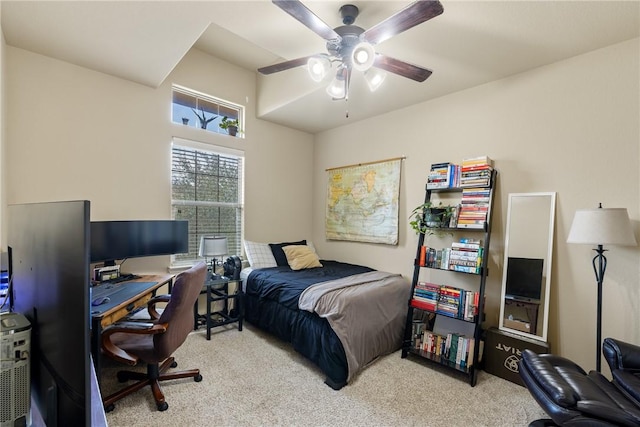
left=505, top=257, right=544, bottom=302
left=90, top=220, right=189, bottom=265
left=9, top=200, right=92, bottom=425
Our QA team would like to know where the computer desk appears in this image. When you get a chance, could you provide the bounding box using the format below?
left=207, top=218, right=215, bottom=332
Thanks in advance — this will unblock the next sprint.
left=90, top=274, right=173, bottom=385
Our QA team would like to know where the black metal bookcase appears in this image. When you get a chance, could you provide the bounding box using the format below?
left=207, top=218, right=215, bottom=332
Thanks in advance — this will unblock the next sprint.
left=401, top=170, right=497, bottom=386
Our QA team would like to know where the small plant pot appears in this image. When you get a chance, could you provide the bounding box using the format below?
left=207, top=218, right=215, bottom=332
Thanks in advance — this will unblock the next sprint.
left=424, top=208, right=448, bottom=228
left=182, top=118, right=189, bottom=125
left=228, top=125, right=238, bottom=137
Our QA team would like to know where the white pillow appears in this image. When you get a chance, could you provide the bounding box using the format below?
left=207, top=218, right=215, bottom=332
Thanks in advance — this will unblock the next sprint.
left=306, top=240, right=317, bottom=256
left=243, top=240, right=277, bottom=269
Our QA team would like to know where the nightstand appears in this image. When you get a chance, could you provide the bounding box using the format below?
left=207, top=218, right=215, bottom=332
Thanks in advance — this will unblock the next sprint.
left=194, top=276, right=243, bottom=340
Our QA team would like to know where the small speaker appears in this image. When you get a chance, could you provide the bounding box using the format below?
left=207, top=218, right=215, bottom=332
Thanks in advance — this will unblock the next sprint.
left=0, top=312, right=31, bottom=427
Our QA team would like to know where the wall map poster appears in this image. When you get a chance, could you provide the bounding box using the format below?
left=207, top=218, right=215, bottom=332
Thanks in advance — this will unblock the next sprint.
left=326, top=158, right=402, bottom=244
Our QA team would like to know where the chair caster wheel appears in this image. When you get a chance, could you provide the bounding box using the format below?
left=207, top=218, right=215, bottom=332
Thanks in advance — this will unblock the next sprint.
left=195, top=374, right=203, bottom=382
left=157, top=402, right=168, bottom=411
left=104, top=404, right=115, bottom=413
left=170, top=360, right=178, bottom=368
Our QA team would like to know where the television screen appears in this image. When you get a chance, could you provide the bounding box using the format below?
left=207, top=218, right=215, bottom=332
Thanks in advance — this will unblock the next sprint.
left=90, top=220, right=188, bottom=265
left=505, top=257, right=544, bottom=302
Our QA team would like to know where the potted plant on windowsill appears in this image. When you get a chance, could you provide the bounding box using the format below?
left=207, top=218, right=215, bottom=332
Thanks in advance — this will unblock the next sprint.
left=409, top=201, right=456, bottom=237
left=219, top=116, right=241, bottom=137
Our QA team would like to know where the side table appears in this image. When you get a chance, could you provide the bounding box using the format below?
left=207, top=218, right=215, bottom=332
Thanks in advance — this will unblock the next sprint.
left=194, top=276, right=243, bottom=340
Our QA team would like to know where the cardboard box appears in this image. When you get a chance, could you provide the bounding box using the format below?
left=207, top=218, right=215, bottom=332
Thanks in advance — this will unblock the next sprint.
left=483, top=327, right=549, bottom=386
left=503, top=318, right=531, bottom=334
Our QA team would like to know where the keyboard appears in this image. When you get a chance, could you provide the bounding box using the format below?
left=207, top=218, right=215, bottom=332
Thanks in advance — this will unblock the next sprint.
left=90, top=281, right=158, bottom=316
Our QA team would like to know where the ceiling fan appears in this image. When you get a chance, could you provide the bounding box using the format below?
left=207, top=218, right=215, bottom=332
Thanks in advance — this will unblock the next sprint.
left=258, top=0, right=444, bottom=100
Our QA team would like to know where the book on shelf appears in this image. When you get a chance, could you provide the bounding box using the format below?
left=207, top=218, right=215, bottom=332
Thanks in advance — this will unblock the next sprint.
left=460, top=159, right=493, bottom=187
left=427, top=162, right=461, bottom=189
left=461, top=155, right=494, bottom=168
left=412, top=283, right=480, bottom=321
left=451, top=241, right=482, bottom=250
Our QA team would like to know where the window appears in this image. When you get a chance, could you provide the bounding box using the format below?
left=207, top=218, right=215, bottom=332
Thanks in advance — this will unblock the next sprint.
left=172, top=84, right=243, bottom=137
left=171, top=138, right=244, bottom=265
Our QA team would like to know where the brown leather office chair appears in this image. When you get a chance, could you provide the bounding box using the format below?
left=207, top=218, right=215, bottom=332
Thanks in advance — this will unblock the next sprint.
left=101, top=262, right=206, bottom=412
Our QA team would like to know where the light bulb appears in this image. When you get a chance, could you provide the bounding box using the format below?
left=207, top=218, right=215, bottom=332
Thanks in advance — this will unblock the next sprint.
left=307, top=56, right=331, bottom=82
left=351, top=42, right=375, bottom=72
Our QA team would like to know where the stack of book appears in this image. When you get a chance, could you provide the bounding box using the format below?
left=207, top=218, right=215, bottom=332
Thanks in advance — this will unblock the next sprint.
left=426, top=162, right=460, bottom=189
left=419, top=246, right=449, bottom=269
left=411, top=282, right=440, bottom=312
left=411, top=282, right=480, bottom=321
left=412, top=329, right=476, bottom=369
left=460, top=156, right=493, bottom=188
left=448, top=239, right=483, bottom=273
left=457, top=188, right=491, bottom=229
left=436, top=285, right=463, bottom=318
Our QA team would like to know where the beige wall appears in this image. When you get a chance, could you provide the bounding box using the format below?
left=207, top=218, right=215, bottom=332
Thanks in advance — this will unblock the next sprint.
left=5, top=46, right=314, bottom=273
left=313, top=38, right=640, bottom=372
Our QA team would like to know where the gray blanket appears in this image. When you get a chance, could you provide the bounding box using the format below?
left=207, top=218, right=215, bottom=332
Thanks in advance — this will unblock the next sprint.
left=299, top=271, right=411, bottom=382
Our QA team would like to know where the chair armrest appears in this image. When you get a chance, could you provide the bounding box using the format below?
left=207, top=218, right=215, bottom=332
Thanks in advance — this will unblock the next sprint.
left=147, top=295, right=171, bottom=319
left=521, top=350, right=579, bottom=407
left=577, top=400, right=640, bottom=427
left=612, top=369, right=640, bottom=404
left=101, top=322, right=168, bottom=365
left=604, top=338, right=640, bottom=373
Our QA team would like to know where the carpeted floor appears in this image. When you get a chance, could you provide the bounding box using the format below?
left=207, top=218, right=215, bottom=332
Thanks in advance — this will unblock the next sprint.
left=101, top=324, right=547, bottom=426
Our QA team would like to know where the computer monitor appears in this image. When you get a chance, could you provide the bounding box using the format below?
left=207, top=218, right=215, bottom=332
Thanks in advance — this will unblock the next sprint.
left=90, top=220, right=189, bottom=266
left=9, top=200, right=92, bottom=425
left=504, top=257, right=544, bottom=303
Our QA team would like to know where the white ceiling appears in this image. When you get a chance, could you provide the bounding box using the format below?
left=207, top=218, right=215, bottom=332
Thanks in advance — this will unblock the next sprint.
left=2, top=1, right=639, bottom=134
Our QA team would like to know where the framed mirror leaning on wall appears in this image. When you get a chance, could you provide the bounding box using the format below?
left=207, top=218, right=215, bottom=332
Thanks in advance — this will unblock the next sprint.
left=499, top=192, right=556, bottom=342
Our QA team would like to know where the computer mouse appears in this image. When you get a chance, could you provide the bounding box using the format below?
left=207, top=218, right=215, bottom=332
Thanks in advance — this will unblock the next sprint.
left=91, top=296, right=110, bottom=306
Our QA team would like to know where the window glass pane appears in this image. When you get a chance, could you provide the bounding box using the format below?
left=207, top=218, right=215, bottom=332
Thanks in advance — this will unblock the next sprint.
left=172, top=85, right=243, bottom=137
left=171, top=141, right=243, bottom=265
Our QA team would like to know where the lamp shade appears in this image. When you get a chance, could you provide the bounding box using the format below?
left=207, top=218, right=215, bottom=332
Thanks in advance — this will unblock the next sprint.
left=567, top=208, right=637, bottom=246
left=351, top=42, right=375, bottom=72
left=307, top=55, right=331, bottom=82
left=198, top=236, right=228, bottom=257
left=326, top=68, right=348, bottom=100
left=364, top=68, right=386, bottom=92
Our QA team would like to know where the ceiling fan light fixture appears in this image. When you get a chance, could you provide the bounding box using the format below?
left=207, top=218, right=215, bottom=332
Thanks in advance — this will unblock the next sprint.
left=365, top=68, right=386, bottom=92
left=307, top=55, right=331, bottom=82
left=326, top=68, right=347, bottom=99
left=351, top=42, right=375, bottom=72
left=326, top=77, right=346, bottom=100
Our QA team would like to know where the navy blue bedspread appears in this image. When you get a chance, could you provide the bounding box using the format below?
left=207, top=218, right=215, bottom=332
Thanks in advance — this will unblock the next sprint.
left=244, top=260, right=374, bottom=388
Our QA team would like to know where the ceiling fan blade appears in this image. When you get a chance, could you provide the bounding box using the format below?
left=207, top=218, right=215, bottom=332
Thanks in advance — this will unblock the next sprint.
left=363, top=0, right=444, bottom=46
left=273, top=0, right=340, bottom=41
left=373, top=54, right=432, bottom=82
left=258, top=56, right=315, bottom=75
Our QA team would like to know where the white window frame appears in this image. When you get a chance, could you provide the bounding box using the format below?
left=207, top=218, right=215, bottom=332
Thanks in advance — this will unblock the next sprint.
left=171, top=84, right=244, bottom=138
left=171, top=137, right=244, bottom=268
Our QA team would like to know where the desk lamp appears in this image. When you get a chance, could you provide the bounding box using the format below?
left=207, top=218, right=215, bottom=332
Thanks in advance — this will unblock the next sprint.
left=198, top=236, right=228, bottom=279
left=567, top=204, right=637, bottom=372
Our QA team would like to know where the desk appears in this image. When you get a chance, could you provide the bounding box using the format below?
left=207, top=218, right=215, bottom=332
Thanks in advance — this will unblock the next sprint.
left=90, top=274, right=173, bottom=383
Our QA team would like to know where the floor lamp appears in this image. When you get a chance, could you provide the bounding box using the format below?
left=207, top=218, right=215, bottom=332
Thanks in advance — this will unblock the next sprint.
left=567, top=203, right=637, bottom=372
left=199, top=236, right=228, bottom=279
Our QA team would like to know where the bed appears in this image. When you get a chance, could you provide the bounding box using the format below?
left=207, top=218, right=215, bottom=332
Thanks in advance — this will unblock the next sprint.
left=237, top=240, right=411, bottom=389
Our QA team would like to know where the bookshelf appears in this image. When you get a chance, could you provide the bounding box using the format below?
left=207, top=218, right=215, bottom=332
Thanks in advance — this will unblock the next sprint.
left=402, top=159, right=497, bottom=386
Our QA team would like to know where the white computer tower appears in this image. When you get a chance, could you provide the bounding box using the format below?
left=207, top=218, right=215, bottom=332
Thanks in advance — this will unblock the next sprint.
left=0, top=312, right=31, bottom=427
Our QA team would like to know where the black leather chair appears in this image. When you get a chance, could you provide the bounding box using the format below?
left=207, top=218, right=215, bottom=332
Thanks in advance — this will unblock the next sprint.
left=519, top=338, right=640, bottom=426
left=101, top=262, right=207, bottom=412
